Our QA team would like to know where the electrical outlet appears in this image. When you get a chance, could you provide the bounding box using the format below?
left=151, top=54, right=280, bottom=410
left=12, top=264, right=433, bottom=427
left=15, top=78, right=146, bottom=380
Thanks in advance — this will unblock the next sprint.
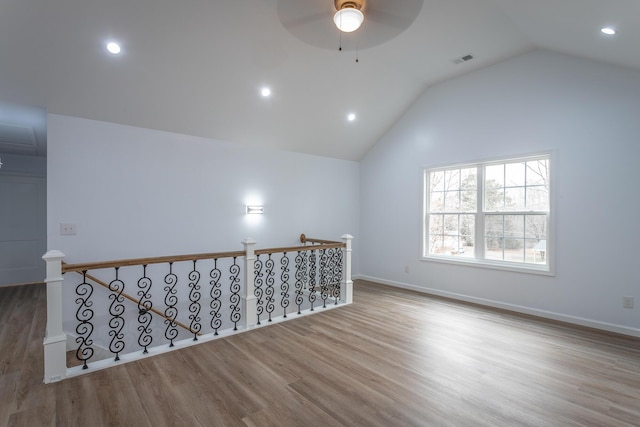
left=60, top=223, right=76, bottom=235
left=623, top=296, right=634, bottom=309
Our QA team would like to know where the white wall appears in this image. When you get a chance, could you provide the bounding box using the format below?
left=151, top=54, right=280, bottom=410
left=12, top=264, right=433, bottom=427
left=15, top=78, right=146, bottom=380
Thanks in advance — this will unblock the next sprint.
left=360, top=50, right=640, bottom=336
left=47, top=115, right=360, bottom=270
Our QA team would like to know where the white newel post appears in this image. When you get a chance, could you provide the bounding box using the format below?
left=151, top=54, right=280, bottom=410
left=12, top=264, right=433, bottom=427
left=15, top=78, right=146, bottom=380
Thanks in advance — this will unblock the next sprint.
left=341, top=234, right=354, bottom=304
left=42, top=250, right=67, bottom=383
left=242, top=238, right=258, bottom=328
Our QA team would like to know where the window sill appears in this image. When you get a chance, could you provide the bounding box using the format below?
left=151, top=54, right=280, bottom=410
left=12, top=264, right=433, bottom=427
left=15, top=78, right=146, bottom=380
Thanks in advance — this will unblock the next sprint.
left=420, top=255, right=555, bottom=276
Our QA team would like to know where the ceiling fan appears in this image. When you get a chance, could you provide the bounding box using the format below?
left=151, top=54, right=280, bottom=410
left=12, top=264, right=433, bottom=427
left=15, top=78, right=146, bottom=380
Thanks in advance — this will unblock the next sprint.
left=277, top=0, right=424, bottom=51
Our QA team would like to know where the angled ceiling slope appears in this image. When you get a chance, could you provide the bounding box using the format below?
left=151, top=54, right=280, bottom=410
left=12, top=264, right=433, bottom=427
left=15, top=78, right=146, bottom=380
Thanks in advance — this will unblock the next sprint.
left=0, top=0, right=637, bottom=161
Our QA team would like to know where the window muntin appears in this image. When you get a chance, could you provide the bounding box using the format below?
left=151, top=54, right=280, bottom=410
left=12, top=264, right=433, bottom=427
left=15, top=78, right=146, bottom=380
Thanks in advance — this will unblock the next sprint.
left=424, top=155, right=550, bottom=272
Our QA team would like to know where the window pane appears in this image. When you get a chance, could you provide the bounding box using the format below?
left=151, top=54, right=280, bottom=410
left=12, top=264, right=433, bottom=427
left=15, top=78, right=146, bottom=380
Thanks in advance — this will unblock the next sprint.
left=429, top=215, right=443, bottom=234
left=456, top=248, right=474, bottom=258
left=485, top=164, right=504, bottom=187
left=506, top=162, right=525, bottom=187
left=504, top=237, right=523, bottom=251
left=430, top=191, right=444, bottom=212
left=485, top=214, right=503, bottom=234
left=485, top=215, right=503, bottom=256
left=444, top=191, right=460, bottom=212
left=504, top=215, right=524, bottom=238
left=526, top=239, right=547, bottom=264
left=460, top=168, right=477, bottom=189
left=444, top=215, right=459, bottom=234
left=444, top=169, right=460, bottom=190
left=505, top=187, right=525, bottom=211
left=444, top=235, right=460, bottom=254
left=460, top=191, right=477, bottom=212
left=485, top=186, right=504, bottom=211
left=431, top=171, right=444, bottom=191
left=504, top=239, right=525, bottom=262
left=429, top=235, right=444, bottom=255
left=526, top=186, right=549, bottom=211
left=460, top=214, right=475, bottom=253
left=525, top=215, right=547, bottom=239
left=526, top=160, right=549, bottom=186
left=485, top=238, right=503, bottom=260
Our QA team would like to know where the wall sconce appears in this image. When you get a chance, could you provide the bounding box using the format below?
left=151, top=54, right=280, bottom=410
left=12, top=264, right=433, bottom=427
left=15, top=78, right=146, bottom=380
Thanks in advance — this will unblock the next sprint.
left=246, top=205, right=264, bottom=215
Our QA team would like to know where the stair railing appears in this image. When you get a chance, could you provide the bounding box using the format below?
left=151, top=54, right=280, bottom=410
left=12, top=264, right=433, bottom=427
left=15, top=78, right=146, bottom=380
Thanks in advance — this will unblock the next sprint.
left=42, top=234, right=353, bottom=383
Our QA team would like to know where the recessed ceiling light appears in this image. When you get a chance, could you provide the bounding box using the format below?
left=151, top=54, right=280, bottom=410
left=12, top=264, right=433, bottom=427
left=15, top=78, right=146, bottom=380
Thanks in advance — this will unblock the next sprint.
left=260, top=87, right=271, bottom=97
left=601, top=27, right=616, bottom=35
left=347, top=113, right=356, bottom=121
left=106, top=42, right=121, bottom=54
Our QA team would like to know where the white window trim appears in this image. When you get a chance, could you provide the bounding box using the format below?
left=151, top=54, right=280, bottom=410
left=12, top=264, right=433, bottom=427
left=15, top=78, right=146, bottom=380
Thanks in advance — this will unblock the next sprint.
left=421, top=153, right=554, bottom=276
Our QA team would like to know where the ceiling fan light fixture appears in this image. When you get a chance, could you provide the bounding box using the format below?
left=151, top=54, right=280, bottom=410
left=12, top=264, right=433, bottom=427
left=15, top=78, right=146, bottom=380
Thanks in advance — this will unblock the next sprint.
left=334, top=1, right=364, bottom=33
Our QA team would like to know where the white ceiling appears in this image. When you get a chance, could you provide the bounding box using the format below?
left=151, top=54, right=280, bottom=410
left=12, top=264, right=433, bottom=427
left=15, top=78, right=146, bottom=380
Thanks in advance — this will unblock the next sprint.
left=0, top=0, right=637, bottom=161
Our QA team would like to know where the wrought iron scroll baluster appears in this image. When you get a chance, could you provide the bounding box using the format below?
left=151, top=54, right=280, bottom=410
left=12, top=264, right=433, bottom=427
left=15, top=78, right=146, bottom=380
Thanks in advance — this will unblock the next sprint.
left=108, top=267, right=126, bottom=361
left=280, top=253, right=290, bottom=318
left=325, top=248, right=335, bottom=304
left=308, top=249, right=317, bottom=311
left=229, top=257, right=241, bottom=330
left=254, top=255, right=264, bottom=325
left=137, top=265, right=153, bottom=354
left=209, top=259, right=222, bottom=335
left=294, top=251, right=306, bottom=314
left=75, top=271, right=94, bottom=369
left=164, top=262, right=179, bottom=347
left=265, top=254, right=275, bottom=322
left=188, top=260, right=202, bottom=340
left=319, top=248, right=329, bottom=308
left=332, top=247, right=343, bottom=304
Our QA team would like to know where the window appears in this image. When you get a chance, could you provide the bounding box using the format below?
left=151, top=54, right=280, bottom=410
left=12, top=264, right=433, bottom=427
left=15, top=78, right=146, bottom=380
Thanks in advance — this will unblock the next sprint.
left=423, top=154, right=551, bottom=273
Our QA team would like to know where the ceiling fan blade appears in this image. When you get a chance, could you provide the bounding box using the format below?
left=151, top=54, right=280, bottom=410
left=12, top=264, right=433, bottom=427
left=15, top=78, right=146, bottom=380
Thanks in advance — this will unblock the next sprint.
left=280, top=12, right=328, bottom=30
left=278, top=0, right=333, bottom=27
left=365, top=9, right=414, bottom=30
left=365, top=0, right=423, bottom=28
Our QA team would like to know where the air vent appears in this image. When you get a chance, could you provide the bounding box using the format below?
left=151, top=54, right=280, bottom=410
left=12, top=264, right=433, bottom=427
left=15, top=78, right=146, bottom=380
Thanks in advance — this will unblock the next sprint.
left=451, top=53, right=474, bottom=65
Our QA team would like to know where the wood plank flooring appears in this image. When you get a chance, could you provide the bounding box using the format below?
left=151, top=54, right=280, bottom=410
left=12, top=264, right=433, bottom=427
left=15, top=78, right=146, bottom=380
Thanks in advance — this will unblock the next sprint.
left=1, top=280, right=639, bottom=426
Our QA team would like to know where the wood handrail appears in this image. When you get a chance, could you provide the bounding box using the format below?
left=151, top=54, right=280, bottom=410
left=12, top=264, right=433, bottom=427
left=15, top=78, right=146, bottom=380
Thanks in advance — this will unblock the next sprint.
left=62, top=250, right=245, bottom=273
left=255, top=242, right=345, bottom=256
left=72, top=269, right=200, bottom=336
left=299, top=234, right=342, bottom=245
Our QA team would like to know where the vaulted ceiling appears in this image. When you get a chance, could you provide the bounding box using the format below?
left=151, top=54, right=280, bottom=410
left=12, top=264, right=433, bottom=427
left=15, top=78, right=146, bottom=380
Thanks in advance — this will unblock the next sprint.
left=0, top=0, right=638, bottom=161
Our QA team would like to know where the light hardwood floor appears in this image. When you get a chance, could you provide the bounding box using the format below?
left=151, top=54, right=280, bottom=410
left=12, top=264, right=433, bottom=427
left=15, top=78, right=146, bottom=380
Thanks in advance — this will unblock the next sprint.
left=1, top=280, right=639, bottom=426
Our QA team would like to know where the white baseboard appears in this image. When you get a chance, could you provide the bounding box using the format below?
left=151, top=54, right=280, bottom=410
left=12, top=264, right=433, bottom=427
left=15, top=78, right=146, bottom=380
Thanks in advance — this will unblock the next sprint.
left=353, top=275, right=640, bottom=338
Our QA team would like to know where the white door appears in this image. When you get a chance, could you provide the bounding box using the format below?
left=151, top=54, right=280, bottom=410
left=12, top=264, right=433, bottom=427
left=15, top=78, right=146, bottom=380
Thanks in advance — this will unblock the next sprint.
left=0, top=174, right=46, bottom=286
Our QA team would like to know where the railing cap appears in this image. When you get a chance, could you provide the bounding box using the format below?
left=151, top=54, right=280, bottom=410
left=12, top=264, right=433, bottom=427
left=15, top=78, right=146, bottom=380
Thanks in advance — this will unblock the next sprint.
left=43, top=250, right=66, bottom=261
